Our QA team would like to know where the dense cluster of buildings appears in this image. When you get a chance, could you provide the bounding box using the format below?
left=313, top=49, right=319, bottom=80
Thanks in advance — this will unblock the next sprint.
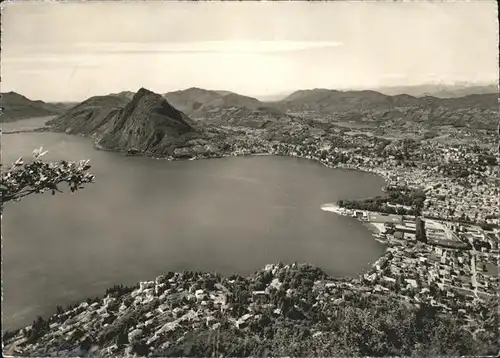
left=5, top=251, right=497, bottom=356
left=331, top=204, right=498, bottom=323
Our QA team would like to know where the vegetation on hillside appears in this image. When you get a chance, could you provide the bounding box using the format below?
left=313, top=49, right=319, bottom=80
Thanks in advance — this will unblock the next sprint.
left=0, top=92, right=63, bottom=122
left=338, top=185, right=426, bottom=216
left=2, top=264, right=498, bottom=356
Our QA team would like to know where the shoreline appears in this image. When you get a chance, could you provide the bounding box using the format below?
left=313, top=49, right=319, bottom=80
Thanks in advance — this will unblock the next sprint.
left=5, top=129, right=394, bottom=328
left=12, top=127, right=392, bottom=261
left=9, top=125, right=391, bottom=187
left=1, top=127, right=51, bottom=135
left=320, top=202, right=389, bottom=244
left=5, top=126, right=496, bottom=351
left=99, top=138, right=393, bottom=268
left=112, top=141, right=393, bottom=252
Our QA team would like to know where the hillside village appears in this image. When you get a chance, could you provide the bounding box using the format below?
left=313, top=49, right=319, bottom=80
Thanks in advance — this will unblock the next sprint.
left=3, top=260, right=498, bottom=357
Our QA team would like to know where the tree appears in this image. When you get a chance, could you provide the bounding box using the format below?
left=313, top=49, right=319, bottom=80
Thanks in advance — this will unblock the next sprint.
left=415, top=217, right=427, bottom=243
left=0, top=147, right=94, bottom=213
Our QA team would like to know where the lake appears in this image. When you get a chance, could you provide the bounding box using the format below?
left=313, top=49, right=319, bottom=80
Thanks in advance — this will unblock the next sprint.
left=1, top=127, right=386, bottom=330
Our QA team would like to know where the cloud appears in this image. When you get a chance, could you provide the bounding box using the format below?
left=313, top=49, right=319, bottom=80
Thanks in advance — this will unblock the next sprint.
left=2, top=55, right=105, bottom=70
left=381, top=73, right=408, bottom=79
left=6, top=40, right=344, bottom=58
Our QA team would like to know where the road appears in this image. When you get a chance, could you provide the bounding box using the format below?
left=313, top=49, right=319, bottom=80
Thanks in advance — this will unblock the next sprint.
left=470, top=248, right=479, bottom=299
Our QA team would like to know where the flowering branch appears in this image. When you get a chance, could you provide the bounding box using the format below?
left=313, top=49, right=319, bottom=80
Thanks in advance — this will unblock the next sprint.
left=0, top=147, right=95, bottom=211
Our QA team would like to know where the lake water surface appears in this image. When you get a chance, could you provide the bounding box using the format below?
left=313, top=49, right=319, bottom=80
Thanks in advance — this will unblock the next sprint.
left=2, top=128, right=386, bottom=330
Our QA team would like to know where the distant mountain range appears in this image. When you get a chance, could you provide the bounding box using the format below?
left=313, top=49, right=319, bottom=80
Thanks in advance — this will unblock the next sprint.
left=280, top=88, right=498, bottom=112
left=278, top=88, right=498, bottom=131
left=375, top=83, right=498, bottom=99
left=0, top=92, right=67, bottom=122
left=46, top=87, right=295, bottom=156
left=8, top=85, right=499, bottom=157
left=111, top=88, right=271, bottom=117
left=163, top=88, right=233, bottom=115
left=263, top=83, right=498, bottom=102
left=3, top=83, right=497, bottom=124
left=109, top=85, right=498, bottom=116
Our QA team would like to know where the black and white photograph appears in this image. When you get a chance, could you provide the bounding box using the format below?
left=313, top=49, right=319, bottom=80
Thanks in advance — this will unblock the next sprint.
left=1, top=0, right=499, bottom=356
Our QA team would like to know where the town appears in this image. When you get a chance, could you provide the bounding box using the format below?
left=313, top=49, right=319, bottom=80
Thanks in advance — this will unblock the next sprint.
left=2, top=1, right=498, bottom=356
left=328, top=205, right=498, bottom=320
left=163, top=121, right=500, bottom=324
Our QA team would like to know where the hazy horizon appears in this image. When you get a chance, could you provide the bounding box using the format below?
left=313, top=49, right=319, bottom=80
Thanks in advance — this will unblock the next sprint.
left=2, top=1, right=498, bottom=102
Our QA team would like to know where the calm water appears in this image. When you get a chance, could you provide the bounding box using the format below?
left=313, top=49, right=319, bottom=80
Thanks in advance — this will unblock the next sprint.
left=1, top=129, right=386, bottom=330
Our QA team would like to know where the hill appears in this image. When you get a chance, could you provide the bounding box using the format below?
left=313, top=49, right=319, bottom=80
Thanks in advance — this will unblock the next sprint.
left=47, top=95, right=131, bottom=135
left=0, top=92, right=64, bottom=122
left=281, top=89, right=425, bottom=112
left=163, top=88, right=227, bottom=115
left=47, top=102, right=80, bottom=112
left=48, top=88, right=202, bottom=155
left=279, top=89, right=499, bottom=131
left=282, top=89, right=498, bottom=111
left=190, top=91, right=286, bottom=128
left=97, top=88, right=197, bottom=153
left=46, top=87, right=499, bottom=156
left=110, top=88, right=267, bottom=117
left=439, top=93, right=499, bottom=110
left=164, top=88, right=286, bottom=125
left=377, top=83, right=498, bottom=98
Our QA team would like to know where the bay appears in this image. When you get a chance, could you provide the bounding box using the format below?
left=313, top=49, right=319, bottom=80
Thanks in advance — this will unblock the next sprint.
left=1, top=130, right=386, bottom=330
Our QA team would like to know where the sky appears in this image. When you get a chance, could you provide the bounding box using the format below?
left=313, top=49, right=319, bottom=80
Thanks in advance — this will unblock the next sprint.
left=1, top=1, right=498, bottom=102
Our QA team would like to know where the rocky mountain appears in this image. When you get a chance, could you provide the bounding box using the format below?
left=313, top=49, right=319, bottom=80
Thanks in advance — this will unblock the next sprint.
left=97, top=88, right=197, bottom=153
left=48, top=88, right=202, bottom=155
left=0, top=92, right=64, bottom=122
